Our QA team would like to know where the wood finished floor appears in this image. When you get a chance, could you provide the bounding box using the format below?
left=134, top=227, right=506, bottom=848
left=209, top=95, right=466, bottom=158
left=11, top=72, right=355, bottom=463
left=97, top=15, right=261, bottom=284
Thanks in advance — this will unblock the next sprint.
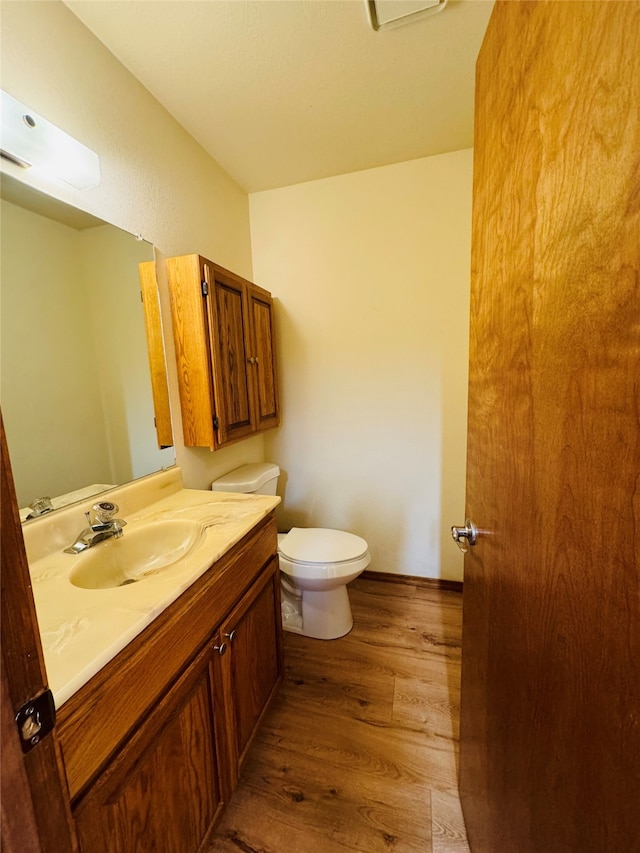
left=209, top=578, right=469, bottom=853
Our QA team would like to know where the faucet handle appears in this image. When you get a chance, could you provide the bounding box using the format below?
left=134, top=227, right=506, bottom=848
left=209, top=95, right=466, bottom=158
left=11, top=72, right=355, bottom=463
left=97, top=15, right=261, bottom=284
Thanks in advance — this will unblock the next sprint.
left=27, top=496, right=54, bottom=518
left=92, top=501, right=120, bottom=523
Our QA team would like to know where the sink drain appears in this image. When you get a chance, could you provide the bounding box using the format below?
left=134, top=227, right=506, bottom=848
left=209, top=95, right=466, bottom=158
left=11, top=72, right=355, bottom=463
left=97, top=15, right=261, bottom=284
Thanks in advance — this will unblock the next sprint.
left=120, top=578, right=137, bottom=586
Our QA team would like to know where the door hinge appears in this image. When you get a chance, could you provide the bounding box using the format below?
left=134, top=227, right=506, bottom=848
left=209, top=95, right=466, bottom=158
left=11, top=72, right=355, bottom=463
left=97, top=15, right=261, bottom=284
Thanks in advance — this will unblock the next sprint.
left=201, top=280, right=209, bottom=297
left=15, top=690, right=55, bottom=753
left=213, top=416, right=220, bottom=430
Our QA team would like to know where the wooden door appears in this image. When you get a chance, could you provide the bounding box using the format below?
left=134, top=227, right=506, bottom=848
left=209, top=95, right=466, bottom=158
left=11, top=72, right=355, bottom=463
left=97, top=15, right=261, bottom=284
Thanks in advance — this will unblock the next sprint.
left=247, top=284, right=280, bottom=432
left=459, top=3, right=640, bottom=852
left=219, top=558, right=283, bottom=789
left=206, top=263, right=256, bottom=445
left=0, top=416, right=76, bottom=852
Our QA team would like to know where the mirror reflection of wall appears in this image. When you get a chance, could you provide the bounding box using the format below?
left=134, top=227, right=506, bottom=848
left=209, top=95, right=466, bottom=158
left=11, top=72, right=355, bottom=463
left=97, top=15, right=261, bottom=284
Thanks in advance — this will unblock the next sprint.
left=0, top=177, right=175, bottom=516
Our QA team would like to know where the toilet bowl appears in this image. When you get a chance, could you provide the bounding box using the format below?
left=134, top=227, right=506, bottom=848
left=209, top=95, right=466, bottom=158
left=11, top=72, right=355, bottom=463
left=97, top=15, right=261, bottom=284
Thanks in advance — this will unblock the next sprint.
left=278, top=528, right=370, bottom=639
left=211, top=464, right=371, bottom=640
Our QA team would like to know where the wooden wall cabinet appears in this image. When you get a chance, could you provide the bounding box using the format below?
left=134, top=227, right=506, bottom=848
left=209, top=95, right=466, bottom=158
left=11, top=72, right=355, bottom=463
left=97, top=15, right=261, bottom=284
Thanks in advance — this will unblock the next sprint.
left=58, top=516, right=283, bottom=853
left=167, top=254, right=279, bottom=450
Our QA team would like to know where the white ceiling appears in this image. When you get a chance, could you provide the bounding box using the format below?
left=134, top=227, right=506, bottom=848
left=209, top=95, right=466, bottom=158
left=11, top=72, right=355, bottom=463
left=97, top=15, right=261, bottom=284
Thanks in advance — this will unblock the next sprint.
left=64, top=0, right=494, bottom=193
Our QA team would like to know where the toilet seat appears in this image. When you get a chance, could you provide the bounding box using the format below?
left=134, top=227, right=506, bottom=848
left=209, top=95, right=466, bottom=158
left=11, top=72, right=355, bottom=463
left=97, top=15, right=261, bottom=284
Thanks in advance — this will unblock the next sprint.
left=279, top=527, right=368, bottom=564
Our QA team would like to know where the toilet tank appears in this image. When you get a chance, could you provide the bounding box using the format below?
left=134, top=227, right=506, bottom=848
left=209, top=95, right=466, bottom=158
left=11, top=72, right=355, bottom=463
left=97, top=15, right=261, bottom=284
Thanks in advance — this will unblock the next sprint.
left=211, top=463, right=280, bottom=495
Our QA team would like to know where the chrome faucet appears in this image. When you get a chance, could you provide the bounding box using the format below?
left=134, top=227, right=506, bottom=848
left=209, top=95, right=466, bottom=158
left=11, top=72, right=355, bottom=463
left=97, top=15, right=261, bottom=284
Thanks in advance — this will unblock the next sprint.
left=64, top=501, right=127, bottom=554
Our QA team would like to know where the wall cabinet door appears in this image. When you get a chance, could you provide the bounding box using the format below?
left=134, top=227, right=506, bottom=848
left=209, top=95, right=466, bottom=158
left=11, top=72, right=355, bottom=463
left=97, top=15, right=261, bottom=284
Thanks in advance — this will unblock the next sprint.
left=73, top=648, right=224, bottom=853
left=219, top=556, right=284, bottom=789
left=167, top=254, right=280, bottom=450
left=247, top=284, right=280, bottom=433
left=206, top=262, right=258, bottom=446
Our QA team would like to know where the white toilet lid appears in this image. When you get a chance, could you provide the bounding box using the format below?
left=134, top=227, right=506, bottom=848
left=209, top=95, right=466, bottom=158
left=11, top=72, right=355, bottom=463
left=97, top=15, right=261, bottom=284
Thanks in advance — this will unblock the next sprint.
left=279, top=528, right=368, bottom=563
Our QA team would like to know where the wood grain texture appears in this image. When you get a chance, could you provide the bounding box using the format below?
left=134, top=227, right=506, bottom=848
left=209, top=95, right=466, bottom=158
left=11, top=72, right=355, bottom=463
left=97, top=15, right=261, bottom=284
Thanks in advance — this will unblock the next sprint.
left=1, top=414, right=48, bottom=704
left=248, top=284, right=280, bottom=430
left=224, top=561, right=281, bottom=760
left=2, top=645, right=41, bottom=853
left=209, top=579, right=467, bottom=852
left=167, top=254, right=216, bottom=448
left=167, top=254, right=280, bottom=449
left=73, top=647, right=223, bottom=853
left=361, top=570, right=463, bottom=593
left=138, top=261, right=173, bottom=448
left=208, top=268, right=255, bottom=444
left=460, top=2, right=640, bottom=851
left=218, top=558, right=284, bottom=791
left=1, top=414, right=77, bottom=853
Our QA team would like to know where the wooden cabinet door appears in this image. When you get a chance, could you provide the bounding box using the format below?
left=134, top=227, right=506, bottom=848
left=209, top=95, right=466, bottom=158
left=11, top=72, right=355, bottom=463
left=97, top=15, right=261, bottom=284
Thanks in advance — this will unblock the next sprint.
left=138, top=261, right=173, bottom=449
left=74, top=648, right=224, bottom=853
left=167, top=254, right=217, bottom=449
left=247, top=284, right=280, bottom=432
left=205, top=263, right=256, bottom=446
left=219, top=557, right=283, bottom=789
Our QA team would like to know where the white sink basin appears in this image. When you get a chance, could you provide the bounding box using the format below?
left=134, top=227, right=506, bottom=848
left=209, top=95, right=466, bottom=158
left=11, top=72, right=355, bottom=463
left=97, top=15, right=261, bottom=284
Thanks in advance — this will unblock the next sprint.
left=69, top=519, right=204, bottom=589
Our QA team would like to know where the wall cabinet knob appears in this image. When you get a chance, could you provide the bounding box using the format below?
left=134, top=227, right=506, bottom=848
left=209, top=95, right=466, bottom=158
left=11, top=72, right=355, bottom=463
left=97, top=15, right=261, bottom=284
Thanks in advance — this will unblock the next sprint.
left=224, top=629, right=237, bottom=644
left=213, top=641, right=227, bottom=656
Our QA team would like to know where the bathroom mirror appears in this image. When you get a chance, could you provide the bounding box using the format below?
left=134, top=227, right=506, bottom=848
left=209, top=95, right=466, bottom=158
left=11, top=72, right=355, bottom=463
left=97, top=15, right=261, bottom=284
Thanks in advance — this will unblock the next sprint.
left=0, top=173, right=175, bottom=520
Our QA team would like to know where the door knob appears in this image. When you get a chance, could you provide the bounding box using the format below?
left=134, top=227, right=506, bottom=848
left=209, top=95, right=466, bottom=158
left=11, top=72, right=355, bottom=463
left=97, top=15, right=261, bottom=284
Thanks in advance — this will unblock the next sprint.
left=451, top=519, right=478, bottom=552
left=213, top=641, right=227, bottom=656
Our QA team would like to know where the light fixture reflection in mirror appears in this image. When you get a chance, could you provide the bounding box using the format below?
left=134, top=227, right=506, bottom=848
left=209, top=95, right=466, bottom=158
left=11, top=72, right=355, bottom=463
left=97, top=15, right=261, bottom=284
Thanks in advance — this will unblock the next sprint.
left=0, top=173, right=175, bottom=520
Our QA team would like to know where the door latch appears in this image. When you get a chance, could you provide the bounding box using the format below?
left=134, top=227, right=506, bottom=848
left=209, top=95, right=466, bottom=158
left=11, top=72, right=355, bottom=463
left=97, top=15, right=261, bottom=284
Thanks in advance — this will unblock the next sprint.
left=451, top=519, right=478, bottom=553
left=15, top=690, right=56, bottom=753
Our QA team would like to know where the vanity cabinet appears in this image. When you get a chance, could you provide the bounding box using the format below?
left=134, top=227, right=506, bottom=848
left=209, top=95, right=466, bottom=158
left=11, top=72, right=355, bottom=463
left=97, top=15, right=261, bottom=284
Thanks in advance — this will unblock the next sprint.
left=167, top=254, right=280, bottom=450
left=57, top=515, right=283, bottom=853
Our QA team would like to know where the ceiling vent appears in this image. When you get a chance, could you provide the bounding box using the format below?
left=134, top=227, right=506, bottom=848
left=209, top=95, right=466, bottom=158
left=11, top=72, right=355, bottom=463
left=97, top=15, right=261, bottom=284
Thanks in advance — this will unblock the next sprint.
left=367, top=0, right=447, bottom=31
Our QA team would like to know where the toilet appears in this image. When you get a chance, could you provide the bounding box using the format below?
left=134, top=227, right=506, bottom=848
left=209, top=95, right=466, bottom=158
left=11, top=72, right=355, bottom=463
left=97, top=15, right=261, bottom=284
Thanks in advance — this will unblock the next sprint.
left=210, top=463, right=370, bottom=639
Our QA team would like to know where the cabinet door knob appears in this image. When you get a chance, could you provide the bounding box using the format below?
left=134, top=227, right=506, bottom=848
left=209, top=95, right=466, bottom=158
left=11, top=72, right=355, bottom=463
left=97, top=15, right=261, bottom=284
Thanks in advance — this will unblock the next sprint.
left=213, top=641, right=227, bottom=656
left=224, top=629, right=236, bottom=644
left=248, top=356, right=256, bottom=364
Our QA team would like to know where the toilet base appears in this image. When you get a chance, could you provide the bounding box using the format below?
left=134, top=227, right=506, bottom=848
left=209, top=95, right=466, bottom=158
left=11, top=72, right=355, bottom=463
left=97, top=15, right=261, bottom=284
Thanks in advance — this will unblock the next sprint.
left=281, top=582, right=354, bottom=640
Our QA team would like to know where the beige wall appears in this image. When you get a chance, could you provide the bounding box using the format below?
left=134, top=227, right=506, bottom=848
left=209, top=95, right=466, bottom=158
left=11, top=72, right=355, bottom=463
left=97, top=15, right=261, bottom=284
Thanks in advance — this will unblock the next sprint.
left=250, top=150, right=472, bottom=580
left=0, top=0, right=264, bottom=493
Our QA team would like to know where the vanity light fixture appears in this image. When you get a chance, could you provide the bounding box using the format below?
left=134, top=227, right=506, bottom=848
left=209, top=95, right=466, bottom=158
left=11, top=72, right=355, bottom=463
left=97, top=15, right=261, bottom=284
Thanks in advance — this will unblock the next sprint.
left=0, top=90, right=101, bottom=190
left=367, top=0, right=447, bottom=31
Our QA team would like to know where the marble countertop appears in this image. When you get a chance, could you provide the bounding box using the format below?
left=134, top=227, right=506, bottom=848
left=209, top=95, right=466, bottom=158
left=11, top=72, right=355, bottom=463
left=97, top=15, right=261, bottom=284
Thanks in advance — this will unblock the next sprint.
left=24, top=468, right=279, bottom=708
